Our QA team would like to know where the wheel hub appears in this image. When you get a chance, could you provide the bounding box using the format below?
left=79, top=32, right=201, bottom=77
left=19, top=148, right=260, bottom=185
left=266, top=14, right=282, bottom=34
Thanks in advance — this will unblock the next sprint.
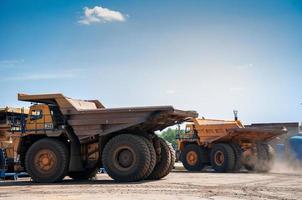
left=34, top=149, right=57, bottom=173
left=118, top=149, right=134, bottom=168
left=113, top=145, right=136, bottom=170
left=186, top=151, right=198, bottom=166
left=214, top=151, right=224, bottom=166
left=42, top=157, right=50, bottom=165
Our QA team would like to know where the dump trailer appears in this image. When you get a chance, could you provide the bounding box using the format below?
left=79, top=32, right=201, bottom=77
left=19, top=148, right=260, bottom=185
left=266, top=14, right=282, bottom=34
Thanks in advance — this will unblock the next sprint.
left=13, top=93, right=197, bottom=183
left=177, top=117, right=286, bottom=173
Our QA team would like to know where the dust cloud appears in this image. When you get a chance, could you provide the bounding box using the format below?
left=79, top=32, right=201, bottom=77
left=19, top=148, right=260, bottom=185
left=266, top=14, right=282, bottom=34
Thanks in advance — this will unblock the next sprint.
left=271, top=159, right=302, bottom=174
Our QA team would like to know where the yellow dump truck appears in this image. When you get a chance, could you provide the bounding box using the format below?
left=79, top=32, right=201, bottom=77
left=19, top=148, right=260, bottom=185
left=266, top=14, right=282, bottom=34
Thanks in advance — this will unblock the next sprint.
left=177, top=117, right=286, bottom=172
left=0, top=107, right=28, bottom=172
left=10, top=93, right=197, bottom=183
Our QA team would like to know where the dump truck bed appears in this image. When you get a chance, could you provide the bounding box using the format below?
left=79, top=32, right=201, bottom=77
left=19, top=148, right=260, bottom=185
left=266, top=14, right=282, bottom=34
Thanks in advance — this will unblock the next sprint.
left=189, top=118, right=286, bottom=144
left=18, top=93, right=198, bottom=140
left=215, top=126, right=287, bottom=143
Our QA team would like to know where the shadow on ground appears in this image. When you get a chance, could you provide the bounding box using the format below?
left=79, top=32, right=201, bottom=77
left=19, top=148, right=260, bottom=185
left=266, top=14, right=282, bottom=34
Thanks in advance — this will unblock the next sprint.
left=0, top=178, right=160, bottom=187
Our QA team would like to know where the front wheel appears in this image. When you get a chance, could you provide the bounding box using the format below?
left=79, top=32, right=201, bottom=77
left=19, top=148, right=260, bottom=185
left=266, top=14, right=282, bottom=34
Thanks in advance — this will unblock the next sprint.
left=181, top=144, right=205, bottom=171
left=25, top=138, right=69, bottom=183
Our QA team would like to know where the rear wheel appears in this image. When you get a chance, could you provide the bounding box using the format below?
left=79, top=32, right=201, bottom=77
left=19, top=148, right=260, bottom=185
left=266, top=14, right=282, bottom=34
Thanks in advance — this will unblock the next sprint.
left=242, top=143, right=275, bottom=172
left=230, top=143, right=242, bottom=172
left=25, top=138, right=69, bottom=183
left=255, top=143, right=275, bottom=172
left=210, top=143, right=235, bottom=172
left=147, top=138, right=171, bottom=180
left=160, top=142, right=175, bottom=178
left=181, top=144, right=205, bottom=171
left=102, top=134, right=150, bottom=182
left=139, top=136, right=156, bottom=179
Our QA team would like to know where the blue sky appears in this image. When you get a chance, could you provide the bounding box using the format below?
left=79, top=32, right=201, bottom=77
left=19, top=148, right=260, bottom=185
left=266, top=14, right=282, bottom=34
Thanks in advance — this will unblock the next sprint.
left=0, top=0, right=302, bottom=124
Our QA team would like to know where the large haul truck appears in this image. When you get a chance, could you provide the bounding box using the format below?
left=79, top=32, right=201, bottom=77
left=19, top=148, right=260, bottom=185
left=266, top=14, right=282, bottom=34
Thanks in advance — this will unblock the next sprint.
left=13, top=93, right=197, bottom=183
left=0, top=107, right=28, bottom=173
left=177, top=117, right=286, bottom=173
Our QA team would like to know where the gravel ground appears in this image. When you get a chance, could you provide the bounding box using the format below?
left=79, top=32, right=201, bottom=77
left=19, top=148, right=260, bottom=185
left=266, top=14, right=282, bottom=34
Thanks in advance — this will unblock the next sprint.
left=0, top=164, right=302, bottom=200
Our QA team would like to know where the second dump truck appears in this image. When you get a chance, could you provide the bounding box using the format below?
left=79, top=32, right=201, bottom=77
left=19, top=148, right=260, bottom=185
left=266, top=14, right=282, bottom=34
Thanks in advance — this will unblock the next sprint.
left=0, top=107, right=28, bottom=173
left=177, top=116, right=286, bottom=173
left=12, top=93, right=197, bottom=183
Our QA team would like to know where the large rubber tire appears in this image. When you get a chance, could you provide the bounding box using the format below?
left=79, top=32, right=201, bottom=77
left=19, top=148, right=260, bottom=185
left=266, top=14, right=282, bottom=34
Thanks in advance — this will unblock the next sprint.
left=255, top=143, right=275, bottom=172
left=102, top=134, right=151, bottom=182
left=139, top=136, right=156, bottom=179
left=69, top=167, right=99, bottom=180
left=181, top=144, right=206, bottom=171
left=230, top=143, right=242, bottom=172
left=147, top=138, right=171, bottom=180
left=210, top=143, right=235, bottom=172
left=159, top=142, right=175, bottom=178
left=25, top=138, right=69, bottom=183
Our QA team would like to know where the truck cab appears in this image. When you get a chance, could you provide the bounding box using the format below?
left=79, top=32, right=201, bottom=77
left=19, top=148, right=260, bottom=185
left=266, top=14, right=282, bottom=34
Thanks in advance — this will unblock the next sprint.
left=26, top=104, right=52, bottom=131
left=23, top=104, right=65, bottom=134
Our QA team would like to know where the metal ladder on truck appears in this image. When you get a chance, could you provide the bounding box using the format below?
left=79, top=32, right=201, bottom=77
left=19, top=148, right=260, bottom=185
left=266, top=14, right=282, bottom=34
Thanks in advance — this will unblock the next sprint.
left=0, top=148, right=20, bottom=180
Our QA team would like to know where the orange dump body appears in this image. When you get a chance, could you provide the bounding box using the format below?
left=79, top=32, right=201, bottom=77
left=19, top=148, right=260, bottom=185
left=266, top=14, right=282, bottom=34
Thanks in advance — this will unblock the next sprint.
left=178, top=118, right=286, bottom=150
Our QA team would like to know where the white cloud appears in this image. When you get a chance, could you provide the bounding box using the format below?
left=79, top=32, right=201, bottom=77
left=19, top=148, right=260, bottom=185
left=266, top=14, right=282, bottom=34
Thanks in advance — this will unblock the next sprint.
left=78, top=6, right=126, bottom=25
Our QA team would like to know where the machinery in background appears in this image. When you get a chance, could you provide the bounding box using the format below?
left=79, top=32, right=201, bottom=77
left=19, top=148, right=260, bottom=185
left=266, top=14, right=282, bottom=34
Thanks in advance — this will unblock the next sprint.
left=288, top=134, right=302, bottom=161
left=0, top=107, right=29, bottom=180
left=276, top=133, right=302, bottom=165
left=176, top=111, right=287, bottom=173
left=0, top=107, right=28, bottom=173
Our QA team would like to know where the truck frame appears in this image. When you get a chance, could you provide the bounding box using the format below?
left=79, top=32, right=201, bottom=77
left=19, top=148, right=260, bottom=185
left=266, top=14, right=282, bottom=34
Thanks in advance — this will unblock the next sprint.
left=13, top=93, right=197, bottom=182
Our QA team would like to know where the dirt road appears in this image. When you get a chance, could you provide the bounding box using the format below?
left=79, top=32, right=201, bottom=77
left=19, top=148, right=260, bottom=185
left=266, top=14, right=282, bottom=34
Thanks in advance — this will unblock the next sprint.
left=1, top=166, right=302, bottom=200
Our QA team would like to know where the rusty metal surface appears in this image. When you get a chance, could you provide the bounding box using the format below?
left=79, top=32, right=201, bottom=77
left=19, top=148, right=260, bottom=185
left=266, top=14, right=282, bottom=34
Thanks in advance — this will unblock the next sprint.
left=203, top=126, right=287, bottom=144
left=18, top=93, right=198, bottom=139
left=225, top=126, right=287, bottom=142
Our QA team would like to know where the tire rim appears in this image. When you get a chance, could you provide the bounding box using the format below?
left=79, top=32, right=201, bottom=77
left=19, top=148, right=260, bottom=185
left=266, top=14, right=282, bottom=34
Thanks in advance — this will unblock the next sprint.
left=214, top=150, right=224, bottom=166
left=186, top=151, right=198, bottom=166
left=113, top=145, right=136, bottom=171
left=34, top=149, right=57, bottom=174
